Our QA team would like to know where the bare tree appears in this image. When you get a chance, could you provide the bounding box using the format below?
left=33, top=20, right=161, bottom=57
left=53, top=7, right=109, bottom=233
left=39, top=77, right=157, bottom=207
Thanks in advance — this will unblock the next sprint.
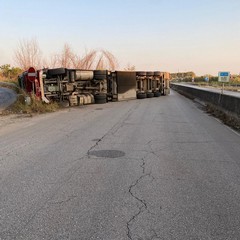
left=124, top=63, right=136, bottom=71
left=101, top=50, right=118, bottom=70
left=14, top=38, right=42, bottom=70
left=69, top=49, right=118, bottom=70
left=79, top=50, right=98, bottom=69
left=44, top=44, right=75, bottom=69
left=25, top=41, right=119, bottom=71
left=71, top=54, right=83, bottom=69
left=45, top=54, right=59, bottom=68
left=79, top=49, right=118, bottom=70
left=58, top=43, right=74, bottom=68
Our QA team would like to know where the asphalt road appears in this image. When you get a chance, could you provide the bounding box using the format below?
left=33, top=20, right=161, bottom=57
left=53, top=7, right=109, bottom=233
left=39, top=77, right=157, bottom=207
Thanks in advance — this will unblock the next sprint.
left=1, top=91, right=240, bottom=240
left=0, top=87, right=17, bottom=113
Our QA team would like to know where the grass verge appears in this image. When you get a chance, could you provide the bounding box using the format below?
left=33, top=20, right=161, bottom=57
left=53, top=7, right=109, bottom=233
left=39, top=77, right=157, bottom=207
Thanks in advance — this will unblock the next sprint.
left=2, top=93, right=59, bottom=115
left=0, top=82, right=21, bottom=94
left=205, top=104, right=240, bottom=131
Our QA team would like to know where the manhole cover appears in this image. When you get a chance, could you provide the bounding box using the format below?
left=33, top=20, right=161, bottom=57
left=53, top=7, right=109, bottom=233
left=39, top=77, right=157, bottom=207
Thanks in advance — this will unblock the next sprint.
left=88, top=150, right=125, bottom=158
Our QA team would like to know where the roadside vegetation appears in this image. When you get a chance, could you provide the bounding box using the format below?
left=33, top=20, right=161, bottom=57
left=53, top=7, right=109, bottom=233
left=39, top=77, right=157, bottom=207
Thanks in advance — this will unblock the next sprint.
left=171, top=73, right=240, bottom=131
left=0, top=64, right=22, bottom=85
left=14, top=38, right=118, bottom=71
left=0, top=67, right=59, bottom=116
left=0, top=64, right=21, bottom=95
left=206, top=104, right=240, bottom=131
left=191, top=82, right=240, bottom=92
left=2, top=92, right=59, bottom=115
left=0, top=38, right=122, bottom=115
left=171, top=72, right=240, bottom=92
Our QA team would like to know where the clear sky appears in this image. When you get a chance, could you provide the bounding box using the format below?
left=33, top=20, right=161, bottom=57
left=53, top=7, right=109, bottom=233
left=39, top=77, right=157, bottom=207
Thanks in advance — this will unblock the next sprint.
left=0, top=0, right=240, bottom=75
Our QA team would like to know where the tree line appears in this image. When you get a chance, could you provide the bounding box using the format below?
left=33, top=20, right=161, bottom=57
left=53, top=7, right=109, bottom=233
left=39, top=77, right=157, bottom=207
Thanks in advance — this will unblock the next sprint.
left=0, top=64, right=22, bottom=80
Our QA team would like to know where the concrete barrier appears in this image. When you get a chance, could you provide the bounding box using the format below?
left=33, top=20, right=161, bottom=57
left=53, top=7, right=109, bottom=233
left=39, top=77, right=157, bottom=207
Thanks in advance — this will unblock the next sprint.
left=171, top=83, right=240, bottom=117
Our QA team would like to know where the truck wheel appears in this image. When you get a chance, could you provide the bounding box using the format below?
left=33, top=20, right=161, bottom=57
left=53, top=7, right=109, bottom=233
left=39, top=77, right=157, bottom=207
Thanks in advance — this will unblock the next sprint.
left=94, top=75, right=107, bottom=80
left=59, top=100, right=70, bottom=107
left=137, top=92, right=147, bottom=99
left=154, top=92, right=161, bottom=97
left=136, top=71, right=146, bottom=76
left=94, top=70, right=108, bottom=80
left=154, top=71, right=161, bottom=76
left=47, top=68, right=66, bottom=76
left=94, top=70, right=107, bottom=75
left=94, top=94, right=107, bottom=104
left=147, top=92, right=154, bottom=98
left=146, top=72, right=154, bottom=76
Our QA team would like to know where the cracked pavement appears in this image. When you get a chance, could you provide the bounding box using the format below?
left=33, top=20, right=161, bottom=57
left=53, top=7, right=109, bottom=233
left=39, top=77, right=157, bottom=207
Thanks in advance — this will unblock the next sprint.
left=1, top=91, right=240, bottom=239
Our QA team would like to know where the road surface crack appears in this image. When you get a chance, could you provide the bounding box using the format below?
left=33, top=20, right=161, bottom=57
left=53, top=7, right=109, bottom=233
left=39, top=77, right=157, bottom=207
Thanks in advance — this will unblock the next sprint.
left=127, top=174, right=148, bottom=239
left=140, top=158, right=145, bottom=174
left=87, top=134, right=105, bottom=155
left=49, top=195, right=77, bottom=205
left=127, top=155, right=155, bottom=239
left=149, top=229, right=161, bottom=240
left=87, top=103, right=140, bottom=155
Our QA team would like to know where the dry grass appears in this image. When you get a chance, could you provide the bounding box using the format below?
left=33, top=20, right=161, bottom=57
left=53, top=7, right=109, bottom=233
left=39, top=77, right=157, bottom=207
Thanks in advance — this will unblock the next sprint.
left=206, top=104, right=240, bottom=131
left=191, top=82, right=240, bottom=92
left=0, top=81, right=21, bottom=94
left=1, top=80, right=59, bottom=115
left=2, top=93, right=59, bottom=115
left=0, top=76, right=18, bottom=83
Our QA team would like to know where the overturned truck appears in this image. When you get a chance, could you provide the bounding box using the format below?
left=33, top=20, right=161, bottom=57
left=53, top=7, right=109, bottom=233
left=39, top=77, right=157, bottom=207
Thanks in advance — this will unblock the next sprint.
left=18, top=67, right=170, bottom=106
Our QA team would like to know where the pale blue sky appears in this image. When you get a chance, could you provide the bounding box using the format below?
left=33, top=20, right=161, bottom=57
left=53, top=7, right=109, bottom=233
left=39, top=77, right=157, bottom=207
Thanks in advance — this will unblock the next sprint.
left=0, top=0, right=240, bottom=75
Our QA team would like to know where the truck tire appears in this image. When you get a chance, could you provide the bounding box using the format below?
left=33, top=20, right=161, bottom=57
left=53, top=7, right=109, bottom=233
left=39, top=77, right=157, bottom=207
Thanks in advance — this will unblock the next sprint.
left=94, top=94, right=107, bottom=104
left=146, top=72, right=154, bottom=76
left=94, top=75, right=107, bottom=80
left=147, top=92, right=154, bottom=98
left=136, top=71, right=146, bottom=76
left=154, top=92, right=161, bottom=97
left=137, top=92, right=147, bottom=99
left=94, top=70, right=108, bottom=80
left=94, top=70, right=107, bottom=75
left=59, top=100, right=70, bottom=107
left=47, top=68, right=66, bottom=76
left=154, top=71, right=161, bottom=76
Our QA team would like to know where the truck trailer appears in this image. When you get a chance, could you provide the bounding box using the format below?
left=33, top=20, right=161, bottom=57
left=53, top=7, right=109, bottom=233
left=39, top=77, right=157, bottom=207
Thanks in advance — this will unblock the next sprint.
left=18, top=67, right=170, bottom=106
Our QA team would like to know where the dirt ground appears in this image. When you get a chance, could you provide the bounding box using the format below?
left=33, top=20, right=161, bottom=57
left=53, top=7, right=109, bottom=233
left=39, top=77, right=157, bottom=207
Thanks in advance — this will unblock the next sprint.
left=0, top=114, right=32, bottom=131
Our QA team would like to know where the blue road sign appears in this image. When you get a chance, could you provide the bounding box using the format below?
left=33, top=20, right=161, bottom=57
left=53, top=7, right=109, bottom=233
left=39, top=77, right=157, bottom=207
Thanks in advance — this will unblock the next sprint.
left=219, top=72, right=229, bottom=77
left=218, top=71, right=230, bottom=82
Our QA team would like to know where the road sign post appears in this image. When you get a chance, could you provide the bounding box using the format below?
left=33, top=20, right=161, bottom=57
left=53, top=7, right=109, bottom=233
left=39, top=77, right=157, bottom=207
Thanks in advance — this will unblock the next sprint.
left=27, top=67, right=36, bottom=94
left=218, top=72, right=230, bottom=94
left=27, top=67, right=36, bottom=82
left=205, top=76, right=209, bottom=86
